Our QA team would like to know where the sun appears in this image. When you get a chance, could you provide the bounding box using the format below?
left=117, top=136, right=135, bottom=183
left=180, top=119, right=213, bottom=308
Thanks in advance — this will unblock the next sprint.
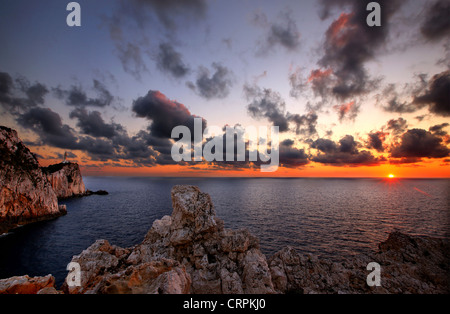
left=388, top=174, right=395, bottom=178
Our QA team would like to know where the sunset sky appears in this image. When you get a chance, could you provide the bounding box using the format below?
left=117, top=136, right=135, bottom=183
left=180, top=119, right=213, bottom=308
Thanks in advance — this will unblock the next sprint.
left=0, top=0, right=449, bottom=177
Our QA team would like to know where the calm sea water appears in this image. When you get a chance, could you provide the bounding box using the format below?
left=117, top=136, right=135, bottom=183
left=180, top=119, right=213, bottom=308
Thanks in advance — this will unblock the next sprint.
left=0, top=177, right=449, bottom=286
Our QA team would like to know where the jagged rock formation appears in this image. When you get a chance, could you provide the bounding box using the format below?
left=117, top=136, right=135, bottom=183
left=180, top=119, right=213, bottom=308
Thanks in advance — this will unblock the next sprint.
left=269, top=232, right=450, bottom=294
left=0, top=126, right=66, bottom=234
left=0, top=275, right=59, bottom=294
left=60, top=185, right=449, bottom=294
left=63, top=185, right=274, bottom=294
left=42, top=162, right=86, bottom=199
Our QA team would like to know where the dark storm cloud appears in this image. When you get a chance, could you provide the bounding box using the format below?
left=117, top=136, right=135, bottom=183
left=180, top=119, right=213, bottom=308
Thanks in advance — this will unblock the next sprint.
left=53, top=79, right=114, bottom=107
left=244, top=84, right=289, bottom=132
left=413, top=70, right=450, bottom=117
left=390, top=128, right=450, bottom=159
left=314, top=0, right=403, bottom=100
left=132, top=90, right=207, bottom=139
left=420, top=0, right=450, bottom=41
left=188, top=63, right=233, bottom=99
left=310, top=135, right=383, bottom=166
left=156, top=42, right=190, bottom=78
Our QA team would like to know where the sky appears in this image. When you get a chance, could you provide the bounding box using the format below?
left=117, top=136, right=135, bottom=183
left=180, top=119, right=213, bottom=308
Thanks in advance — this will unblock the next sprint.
left=0, top=0, right=449, bottom=178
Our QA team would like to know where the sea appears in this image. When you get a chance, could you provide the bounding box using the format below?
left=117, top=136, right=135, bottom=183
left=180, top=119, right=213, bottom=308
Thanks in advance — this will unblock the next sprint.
left=0, top=177, right=449, bottom=287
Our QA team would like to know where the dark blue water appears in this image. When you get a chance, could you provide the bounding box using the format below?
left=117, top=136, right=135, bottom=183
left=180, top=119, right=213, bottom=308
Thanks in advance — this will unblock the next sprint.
left=1, top=177, right=449, bottom=287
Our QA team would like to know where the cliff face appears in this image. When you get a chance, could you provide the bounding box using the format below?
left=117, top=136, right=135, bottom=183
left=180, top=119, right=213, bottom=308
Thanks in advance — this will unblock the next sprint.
left=42, top=163, right=86, bottom=199
left=0, top=126, right=66, bottom=234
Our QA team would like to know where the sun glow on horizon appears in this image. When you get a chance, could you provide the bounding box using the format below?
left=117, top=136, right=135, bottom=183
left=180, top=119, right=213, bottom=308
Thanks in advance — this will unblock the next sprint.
left=388, top=174, right=395, bottom=178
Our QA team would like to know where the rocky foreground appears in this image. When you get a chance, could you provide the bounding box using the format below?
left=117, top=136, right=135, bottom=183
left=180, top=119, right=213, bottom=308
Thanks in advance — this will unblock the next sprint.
left=1, top=185, right=448, bottom=294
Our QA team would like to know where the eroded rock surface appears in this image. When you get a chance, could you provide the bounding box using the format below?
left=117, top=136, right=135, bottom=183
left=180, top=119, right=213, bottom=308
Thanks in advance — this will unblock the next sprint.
left=42, top=162, right=86, bottom=199
left=64, top=185, right=275, bottom=294
left=0, top=126, right=66, bottom=234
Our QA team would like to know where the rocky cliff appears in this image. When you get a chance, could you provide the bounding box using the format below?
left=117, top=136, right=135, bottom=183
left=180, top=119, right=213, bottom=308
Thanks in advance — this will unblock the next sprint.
left=58, top=185, right=449, bottom=294
left=41, top=162, right=86, bottom=199
left=0, top=126, right=66, bottom=234
left=63, top=185, right=274, bottom=294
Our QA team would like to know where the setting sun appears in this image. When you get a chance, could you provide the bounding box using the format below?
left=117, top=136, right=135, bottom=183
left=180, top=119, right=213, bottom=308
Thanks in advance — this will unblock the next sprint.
left=388, top=174, right=395, bottom=178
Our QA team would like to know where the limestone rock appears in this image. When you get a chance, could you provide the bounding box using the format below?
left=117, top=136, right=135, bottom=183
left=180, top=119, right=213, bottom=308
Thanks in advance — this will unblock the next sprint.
left=0, top=274, right=56, bottom=294
left=0, top=126, right=65, bottom=234
left=65, top=185, right=275, bottom=294
left=42, top=162, right=86, bottom=199
left=268, top=232, right=450, bottom=294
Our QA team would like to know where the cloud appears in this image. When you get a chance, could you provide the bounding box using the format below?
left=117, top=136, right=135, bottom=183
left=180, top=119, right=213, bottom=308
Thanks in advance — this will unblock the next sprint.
left=127, top=0, right=208, bottom=33
left=429, top=123, right=449, bottom=137
left=288, top=67, right=308, bottom=99
left=253, top=10, right=301, bottom=55
left=15, top=77, right=49, bottom=106
left=0, top=72, right=50, bottom=113
left=132, top=90, right=207, bottom=139
left=244, top=84, right=289, bottom=132
left=279, top=144, right=309, bottom=168
left=288, top=112, right=318, bottom=137
left=333, top=100, right=359, bottom=122
left=53, top=79, right=114, bottom=107
left=413, top=70, right=450, bottom=117
left=116, top=42, right=149, bottom=81
left=17, top=107, right=79, bottom=149
left=155, top=42, right=190, bottom=78
left=69, top=107, right=124, bottom=139
left=105, top=0, right=208, bottom=80
left=314, top=0, right=403, bottom=100
left=390, top=128, right=450, bottom=159
left=420, top=0, right=450, bottom=41
left=385, top=117, right=408, bottom=136
left=188, top=63, right=233, bottom=99
left=367, top=131, right=387, bottom=152
left=310, top=135, right=383, bottom=166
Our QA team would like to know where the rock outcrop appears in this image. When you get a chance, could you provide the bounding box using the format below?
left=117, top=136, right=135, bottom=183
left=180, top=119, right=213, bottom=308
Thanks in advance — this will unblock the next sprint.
left=268, top=231, right=450, bottom=294
left=61, top=185, right=449, bottom=294
left=0, top=275, right=58, bottom=294
left=0, top=126, right=66, bottom=234
left=42, top=162, right=86, bottom=199
left=63, top=185, right=275, bottom=294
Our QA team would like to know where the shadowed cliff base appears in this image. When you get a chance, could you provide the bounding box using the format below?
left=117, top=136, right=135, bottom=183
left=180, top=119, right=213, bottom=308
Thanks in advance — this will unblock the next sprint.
left=2, top=185, right=447, bottom=294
